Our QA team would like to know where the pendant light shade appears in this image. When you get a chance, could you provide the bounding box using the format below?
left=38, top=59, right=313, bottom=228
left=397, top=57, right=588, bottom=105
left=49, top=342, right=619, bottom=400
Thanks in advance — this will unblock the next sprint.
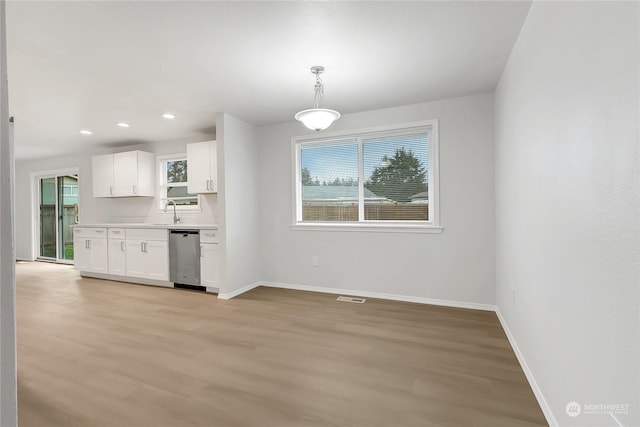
left=295, top=66, right=340, bottom=132
left=295, top=108, right=341, bottom=132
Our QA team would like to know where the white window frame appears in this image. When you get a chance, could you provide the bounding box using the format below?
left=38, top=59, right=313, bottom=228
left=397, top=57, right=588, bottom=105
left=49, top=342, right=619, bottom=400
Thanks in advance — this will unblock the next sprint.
left=157, top=154, right=201, bottom=212
left=291, top=120, right=441, bottom=233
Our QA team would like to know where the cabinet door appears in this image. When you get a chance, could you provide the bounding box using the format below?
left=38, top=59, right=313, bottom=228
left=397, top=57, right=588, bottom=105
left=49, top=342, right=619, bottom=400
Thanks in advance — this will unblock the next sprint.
left=134, top=151, right=156, bottom=197
left=108, top=239, right=126, bottom=275
left=125, top=239, right=147, bottom=279
left=208, top=141, right=218, bottom=192
left=146, top=240, right=169, bottom=281
left=92, top=154, right=114, bottom=197
left=200, top=243, right=219, bottom=288
left=89, top=238, right=108, bottom=274
left=187, top=141, right=213, bottom=194
left=114, top=151, right=138, bottom=196
left=73, top=237, right=90, bottom=271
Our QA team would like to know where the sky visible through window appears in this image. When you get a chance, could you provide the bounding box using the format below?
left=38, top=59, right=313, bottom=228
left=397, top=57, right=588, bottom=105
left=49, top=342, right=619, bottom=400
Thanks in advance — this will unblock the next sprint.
left=300, top=134, right=428, bottom=185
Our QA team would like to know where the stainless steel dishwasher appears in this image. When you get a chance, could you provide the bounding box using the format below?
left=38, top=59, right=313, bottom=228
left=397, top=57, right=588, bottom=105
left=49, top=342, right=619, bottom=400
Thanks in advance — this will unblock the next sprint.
left=169, top=230, right=202, bottom=289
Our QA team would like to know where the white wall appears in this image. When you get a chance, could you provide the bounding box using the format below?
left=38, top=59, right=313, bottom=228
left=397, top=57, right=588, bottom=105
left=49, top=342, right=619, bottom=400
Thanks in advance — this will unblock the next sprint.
left=216, top=113, right=261, bottom=297
left=0, top=0, right=17, bottom=423
left=494, top=2, right=639, bottom=426
left=15, top=137, right=218, bottom=261
left=258, top=93, right=496, bottom=306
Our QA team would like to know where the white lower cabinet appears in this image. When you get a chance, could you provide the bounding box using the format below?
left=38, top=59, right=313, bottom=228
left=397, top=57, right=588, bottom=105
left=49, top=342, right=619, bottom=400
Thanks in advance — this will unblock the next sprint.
left=125, top=229, right=169, bottom=281
left=200, top=243, right=219, bottom=288
left=145, top=240, right=170, bottom=281
left=77, top=226, right=219, bottom=290
left=200, top=229, right=219, bottom=289
left=73, top=228, right=108, bottom=273
left=125, top=240, right=147, bottom=279
left=107, top=228, right=126, bottom=275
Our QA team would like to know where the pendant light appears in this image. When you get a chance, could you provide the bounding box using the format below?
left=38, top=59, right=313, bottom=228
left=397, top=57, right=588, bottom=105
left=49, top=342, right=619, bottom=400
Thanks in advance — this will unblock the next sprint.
left=295, top=66, right=341, bottom=132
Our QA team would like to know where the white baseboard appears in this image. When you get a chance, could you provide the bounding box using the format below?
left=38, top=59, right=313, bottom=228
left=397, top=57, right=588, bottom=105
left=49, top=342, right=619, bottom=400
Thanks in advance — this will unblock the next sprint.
left=260, top=281, right=496, bottom=311
left=218, top=281, right=261, bottom=300
left=495, top=306, right=557, bottom=427
left=80, top=271, right=174, bottom=288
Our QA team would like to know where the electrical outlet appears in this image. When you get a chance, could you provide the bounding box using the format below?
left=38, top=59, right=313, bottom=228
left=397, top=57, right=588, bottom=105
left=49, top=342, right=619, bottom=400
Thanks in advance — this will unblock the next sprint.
left=312, top=256, right=319, bottom=267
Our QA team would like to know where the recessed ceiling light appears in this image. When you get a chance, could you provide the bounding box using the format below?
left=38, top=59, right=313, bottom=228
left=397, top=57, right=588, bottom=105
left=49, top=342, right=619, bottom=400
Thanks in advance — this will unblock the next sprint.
left=117, top=122, right=130, bottom=128
left=162, top=113, right=176, bottom=119
left=79, top=130, right=92, bottom=135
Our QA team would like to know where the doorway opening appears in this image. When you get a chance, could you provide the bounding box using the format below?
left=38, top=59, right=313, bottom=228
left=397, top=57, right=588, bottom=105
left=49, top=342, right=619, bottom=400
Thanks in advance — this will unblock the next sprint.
left=35, top=171, right=79, bottom=263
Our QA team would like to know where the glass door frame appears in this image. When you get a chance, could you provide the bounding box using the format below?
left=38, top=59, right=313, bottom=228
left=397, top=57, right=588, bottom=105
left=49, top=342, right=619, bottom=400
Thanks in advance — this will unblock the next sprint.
left=32, top=168, right=80, bottom=264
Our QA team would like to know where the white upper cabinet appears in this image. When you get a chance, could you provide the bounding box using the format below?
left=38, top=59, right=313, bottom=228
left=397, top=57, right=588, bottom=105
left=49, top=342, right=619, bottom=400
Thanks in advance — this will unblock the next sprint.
left=92, top=150, right=155, bottom=197
left=92, top=154, right=115, bottom=197
left=187, top=140, right=217, bottom=194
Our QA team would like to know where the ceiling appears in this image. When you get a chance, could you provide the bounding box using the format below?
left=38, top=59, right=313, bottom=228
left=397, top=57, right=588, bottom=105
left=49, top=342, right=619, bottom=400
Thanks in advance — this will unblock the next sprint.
left=7, top=1, right=531, bottom=160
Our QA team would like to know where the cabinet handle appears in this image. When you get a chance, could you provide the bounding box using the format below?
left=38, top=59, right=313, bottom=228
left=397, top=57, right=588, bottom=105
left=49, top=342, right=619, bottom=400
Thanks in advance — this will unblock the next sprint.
left=133, top=185, right=137, bottom=195
left=144, top=242, right=148, bottom=253
left=141, top=242, right=145, bottom=253
left=205, top=180, right=210, bottom=191
left=121, top=241, right=125, bottom=251
left=86, top=240, right=91, bottom=250
left=109, top=186, right=113, bottom=196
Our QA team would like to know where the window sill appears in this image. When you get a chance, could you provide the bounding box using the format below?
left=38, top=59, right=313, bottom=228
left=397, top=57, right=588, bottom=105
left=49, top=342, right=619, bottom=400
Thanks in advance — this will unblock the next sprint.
left=290, top=222, right=443, bottom=234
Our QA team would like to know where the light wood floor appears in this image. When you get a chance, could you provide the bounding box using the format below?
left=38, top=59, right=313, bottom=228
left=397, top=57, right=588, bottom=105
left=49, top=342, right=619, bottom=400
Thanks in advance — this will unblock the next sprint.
left=16, top=261, right=546, bottom=427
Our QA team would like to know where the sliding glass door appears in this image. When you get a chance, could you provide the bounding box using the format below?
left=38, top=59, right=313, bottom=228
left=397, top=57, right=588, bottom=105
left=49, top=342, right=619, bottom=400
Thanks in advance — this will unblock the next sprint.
left=38, top=174, right=78, bottom=262
left=39, top=177, right=56, bottom=259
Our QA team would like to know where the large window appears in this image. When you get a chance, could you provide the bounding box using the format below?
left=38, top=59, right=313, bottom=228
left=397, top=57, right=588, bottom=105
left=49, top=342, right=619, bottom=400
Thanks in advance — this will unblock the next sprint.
left=158, top=155, right=199, bottom=210
left=294, top=120, right=439, bottom=230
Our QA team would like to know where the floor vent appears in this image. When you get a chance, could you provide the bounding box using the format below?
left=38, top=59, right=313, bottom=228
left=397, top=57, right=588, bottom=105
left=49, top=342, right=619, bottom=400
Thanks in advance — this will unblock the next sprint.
left=336, top=296, right=366, bottom=304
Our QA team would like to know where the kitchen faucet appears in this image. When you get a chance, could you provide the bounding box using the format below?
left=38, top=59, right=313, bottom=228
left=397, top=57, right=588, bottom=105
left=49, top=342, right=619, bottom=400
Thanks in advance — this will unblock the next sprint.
left=164, top=199, right=180, bottom=224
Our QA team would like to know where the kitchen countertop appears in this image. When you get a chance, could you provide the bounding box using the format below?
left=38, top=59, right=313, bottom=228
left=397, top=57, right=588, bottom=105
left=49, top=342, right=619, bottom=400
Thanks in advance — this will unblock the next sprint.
left=73, top=223, right=218, bottom=230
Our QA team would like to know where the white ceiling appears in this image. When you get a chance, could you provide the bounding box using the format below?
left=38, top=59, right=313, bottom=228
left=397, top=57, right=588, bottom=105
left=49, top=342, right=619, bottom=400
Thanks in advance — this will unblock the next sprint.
left=7, top=1, right=531, bottom=160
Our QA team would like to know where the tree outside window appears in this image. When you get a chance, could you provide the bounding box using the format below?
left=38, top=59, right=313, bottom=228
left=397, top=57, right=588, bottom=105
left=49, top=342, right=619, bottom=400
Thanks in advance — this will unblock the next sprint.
left=159, top=156, right=199, bottom=209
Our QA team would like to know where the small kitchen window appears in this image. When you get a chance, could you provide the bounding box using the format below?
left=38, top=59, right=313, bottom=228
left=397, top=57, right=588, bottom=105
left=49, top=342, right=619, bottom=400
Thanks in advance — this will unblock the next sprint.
left=158, top=154, right=200, bottom=211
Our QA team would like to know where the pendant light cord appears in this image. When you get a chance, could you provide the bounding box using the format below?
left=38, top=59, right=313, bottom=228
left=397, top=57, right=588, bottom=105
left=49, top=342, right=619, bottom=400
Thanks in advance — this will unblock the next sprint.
left=313, top=72, right=324, bottom=109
